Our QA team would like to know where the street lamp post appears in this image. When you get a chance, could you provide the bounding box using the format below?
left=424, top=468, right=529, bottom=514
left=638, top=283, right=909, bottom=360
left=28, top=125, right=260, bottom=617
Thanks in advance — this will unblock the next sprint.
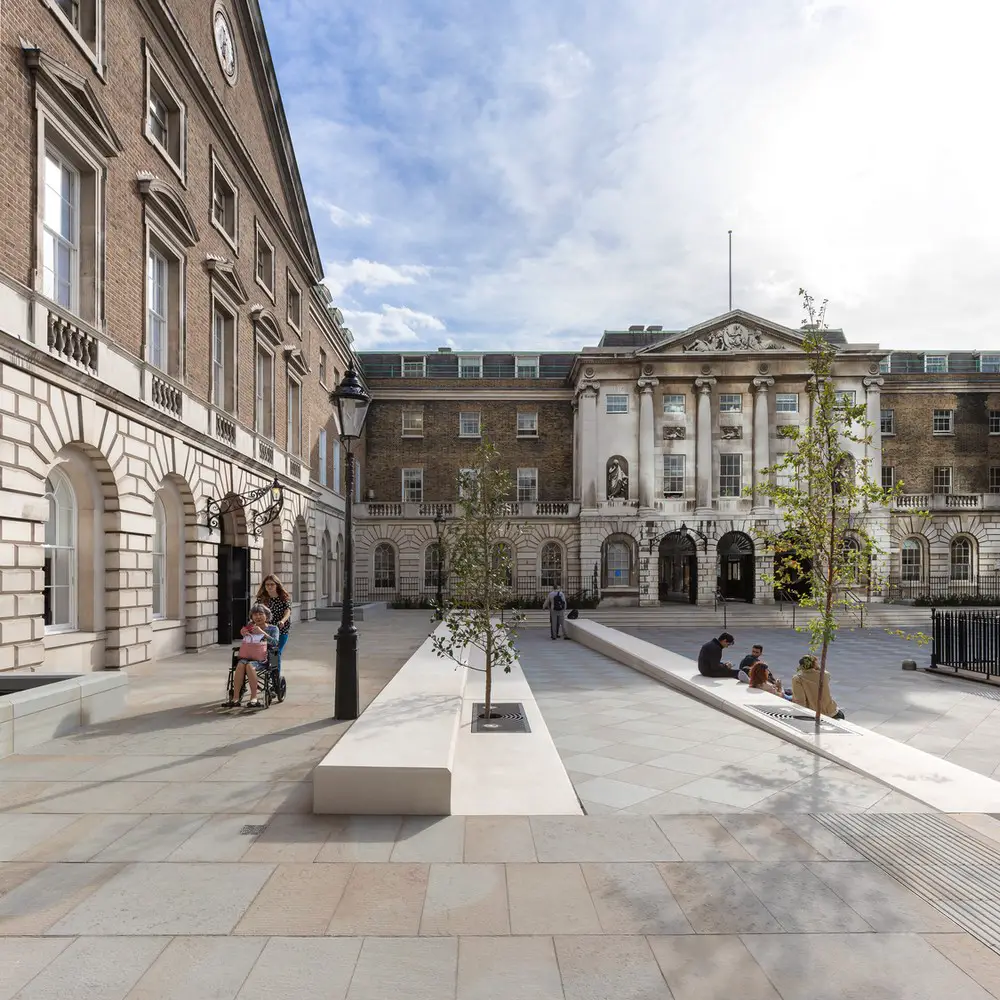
left=330, top=365, right=371, bottom=721
left=434, top=509, right=445, bottom=618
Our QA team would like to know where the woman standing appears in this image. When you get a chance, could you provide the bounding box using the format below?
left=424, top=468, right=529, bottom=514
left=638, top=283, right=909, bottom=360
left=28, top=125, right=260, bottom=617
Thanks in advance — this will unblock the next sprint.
left=256, top=574, right=292, bottom=661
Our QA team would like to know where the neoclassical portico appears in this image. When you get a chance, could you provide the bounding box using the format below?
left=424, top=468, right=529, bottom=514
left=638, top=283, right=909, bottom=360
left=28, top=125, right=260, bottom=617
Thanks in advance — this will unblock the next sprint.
left=572, top=310, right=889, bottom=606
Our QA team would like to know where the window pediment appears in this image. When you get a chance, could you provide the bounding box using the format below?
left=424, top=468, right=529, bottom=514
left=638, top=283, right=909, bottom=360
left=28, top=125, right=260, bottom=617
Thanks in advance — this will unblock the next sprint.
left=283, top=345, right=309, bottom=377
left=23, top=42, right=123, bottom=156
left=250, top=305, right=283, bottom=347
left=137, top=173, right=199, bottom=247
left=204, top=255, right=248, bottom=304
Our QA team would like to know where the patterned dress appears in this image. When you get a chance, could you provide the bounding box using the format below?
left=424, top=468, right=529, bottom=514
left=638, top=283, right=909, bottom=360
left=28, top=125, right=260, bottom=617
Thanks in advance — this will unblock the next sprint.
left=264, top=595, right=291, bottom=635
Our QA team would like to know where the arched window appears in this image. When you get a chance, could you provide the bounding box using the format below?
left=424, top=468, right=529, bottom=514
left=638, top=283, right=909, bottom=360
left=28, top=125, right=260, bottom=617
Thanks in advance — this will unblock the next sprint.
left=151, top=496, right=166, bottom=619
left=540, top=541, right=563, bottom=589
left=374, top=542, right=396, bottom=589
left=901, top=538, right=922, bottom=582
left=492, top=541, right=513, bottom=587
left=44, top=471, right=77, bottom=630
left=424, top=542, right=446, bottom=588
left=603, top=534, right=636, bottom=588
left=950, top=536, right=974, bottom=582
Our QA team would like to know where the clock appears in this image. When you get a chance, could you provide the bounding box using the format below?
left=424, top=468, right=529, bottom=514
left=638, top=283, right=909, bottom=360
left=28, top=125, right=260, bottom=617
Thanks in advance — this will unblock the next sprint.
left=213, top=4, right=238, bottom=84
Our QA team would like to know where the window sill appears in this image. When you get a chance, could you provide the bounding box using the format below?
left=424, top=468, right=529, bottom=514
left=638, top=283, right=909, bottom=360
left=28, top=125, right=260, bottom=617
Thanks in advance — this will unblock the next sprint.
left=459, top=435, right=482, bottom=440
left=517, top=433, right=539, bottom=439
left=932, top=432, right=954, bottom=437
left=151, top=618, right=184, bottom=632
left=211, top=218, right=239, bottom=255
left=44, top=630, right=103, bottom=648
left=40, top=0, right=105, bottom=78
left=254, top=275, right=276, bottom=303
left=144, top=129, right=186, bottom=186
left=401, top=433, right=424, bottom=439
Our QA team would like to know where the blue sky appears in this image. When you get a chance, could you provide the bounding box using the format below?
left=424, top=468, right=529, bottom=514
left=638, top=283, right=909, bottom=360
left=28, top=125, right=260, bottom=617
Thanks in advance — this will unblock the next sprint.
left=260, top=0, right=1000, bottom=353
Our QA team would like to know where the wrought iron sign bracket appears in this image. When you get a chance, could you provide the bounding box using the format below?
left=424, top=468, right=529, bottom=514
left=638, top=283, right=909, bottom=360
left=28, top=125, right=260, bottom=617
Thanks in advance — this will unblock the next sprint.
left=206, top=477, right=284, bottom=537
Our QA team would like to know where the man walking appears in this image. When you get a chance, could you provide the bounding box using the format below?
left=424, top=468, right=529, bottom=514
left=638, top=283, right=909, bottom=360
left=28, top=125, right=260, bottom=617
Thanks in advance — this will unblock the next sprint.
left=697, top=632, right=740, bottom=678
left=542, top=586, right=569, bottom=640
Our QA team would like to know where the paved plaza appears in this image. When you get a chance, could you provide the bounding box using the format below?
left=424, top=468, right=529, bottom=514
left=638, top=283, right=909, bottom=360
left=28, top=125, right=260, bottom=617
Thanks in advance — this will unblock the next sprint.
left=2, top=612, right=1000, bottom=997
left=625, top=627, right=1000, bottom=780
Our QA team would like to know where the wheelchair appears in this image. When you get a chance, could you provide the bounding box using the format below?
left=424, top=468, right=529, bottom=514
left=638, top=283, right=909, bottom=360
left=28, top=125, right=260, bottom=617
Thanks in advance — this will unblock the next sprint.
left=225, top=645, right=287, bottom=709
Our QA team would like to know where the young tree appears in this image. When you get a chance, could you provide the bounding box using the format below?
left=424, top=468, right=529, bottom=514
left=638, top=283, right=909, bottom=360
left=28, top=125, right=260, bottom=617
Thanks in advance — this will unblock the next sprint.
left=752, top=290, right=908, bottom=724
left=432, top=434, right=523, bottom=721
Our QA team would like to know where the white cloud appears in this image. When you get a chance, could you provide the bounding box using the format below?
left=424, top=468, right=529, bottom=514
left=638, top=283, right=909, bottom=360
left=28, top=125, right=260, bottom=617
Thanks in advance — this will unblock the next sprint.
left=267, top=0, right=1000, bottom=352
left=323, top=259, right=431, bottom=300
left=343, top=306, right=446, bottom=349
left=314, top=197, right=372, bottom=229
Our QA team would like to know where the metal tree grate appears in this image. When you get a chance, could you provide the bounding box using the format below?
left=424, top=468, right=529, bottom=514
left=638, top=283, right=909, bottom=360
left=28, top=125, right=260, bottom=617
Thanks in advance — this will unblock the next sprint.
left=814, top=812, right=1000, bottom=955
left=745, top=705, right=852, bottom=735
left=239, top=824, right=268, bottom=836
left=472, top=702, right=531, bottom=734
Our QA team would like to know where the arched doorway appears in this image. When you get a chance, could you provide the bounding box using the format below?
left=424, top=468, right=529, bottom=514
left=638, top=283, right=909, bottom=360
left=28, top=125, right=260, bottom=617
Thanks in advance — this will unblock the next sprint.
left=658, top=532, right=697, bottom=604
left=717, top=531, right=754, bottom=603
left=217, top=503, right=250, bottom=644
left=773, top=532, right=812, bottom=603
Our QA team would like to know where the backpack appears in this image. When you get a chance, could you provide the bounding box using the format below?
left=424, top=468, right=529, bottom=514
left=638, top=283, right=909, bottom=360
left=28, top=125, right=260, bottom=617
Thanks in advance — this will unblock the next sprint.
left=552, top=591, right=566, bottom=611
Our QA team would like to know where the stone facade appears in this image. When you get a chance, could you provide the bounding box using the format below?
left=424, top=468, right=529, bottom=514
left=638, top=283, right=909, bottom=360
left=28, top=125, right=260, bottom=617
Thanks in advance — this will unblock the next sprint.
left=0, top=0, right=354, bottom=672
left=354, top=316, right=1000, bottom=608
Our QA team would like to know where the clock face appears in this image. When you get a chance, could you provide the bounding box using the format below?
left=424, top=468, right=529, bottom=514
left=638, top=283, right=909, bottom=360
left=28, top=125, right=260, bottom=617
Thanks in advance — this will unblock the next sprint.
left=213, top=8, right=237, bottom=81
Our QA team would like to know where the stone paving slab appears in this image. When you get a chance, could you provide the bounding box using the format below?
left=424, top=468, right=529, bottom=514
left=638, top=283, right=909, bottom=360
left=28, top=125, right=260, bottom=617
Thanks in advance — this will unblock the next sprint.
left=627, top=626, right=1000, bottom=780
left=516, top=631, right=927, bottom=815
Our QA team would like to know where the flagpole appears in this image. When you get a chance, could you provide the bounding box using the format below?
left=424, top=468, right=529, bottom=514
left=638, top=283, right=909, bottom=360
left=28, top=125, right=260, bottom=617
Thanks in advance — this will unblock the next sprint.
left=728, top=230, right=733, bottom=311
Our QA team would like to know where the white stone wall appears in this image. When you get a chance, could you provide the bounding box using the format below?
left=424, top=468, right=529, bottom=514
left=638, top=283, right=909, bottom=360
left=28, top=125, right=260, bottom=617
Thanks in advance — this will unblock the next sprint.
left=0, top=347, right=344, bottom=673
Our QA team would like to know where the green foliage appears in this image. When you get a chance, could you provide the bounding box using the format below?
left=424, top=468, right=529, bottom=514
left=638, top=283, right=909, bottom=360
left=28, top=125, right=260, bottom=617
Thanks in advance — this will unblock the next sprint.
left=914, top=594, right=1000, bottom=608
left=431, top=434, right=524, bottom=718
left=750, top=289, right=920, bottom=719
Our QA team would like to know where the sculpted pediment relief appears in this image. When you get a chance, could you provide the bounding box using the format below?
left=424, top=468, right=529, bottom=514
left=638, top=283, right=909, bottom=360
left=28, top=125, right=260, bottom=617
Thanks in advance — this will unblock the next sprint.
left=682, top=323, right=786, bottom=353
left=635, top=310, right=806, bottom=356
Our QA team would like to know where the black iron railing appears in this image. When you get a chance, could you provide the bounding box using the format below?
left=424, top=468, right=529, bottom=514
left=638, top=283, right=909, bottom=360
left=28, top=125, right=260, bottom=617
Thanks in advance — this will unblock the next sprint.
left=931, top=609, right=1000, bottom=677
left=353, top=574, right=598, bottom=609
left=887, top=575, right=1000, bottom=605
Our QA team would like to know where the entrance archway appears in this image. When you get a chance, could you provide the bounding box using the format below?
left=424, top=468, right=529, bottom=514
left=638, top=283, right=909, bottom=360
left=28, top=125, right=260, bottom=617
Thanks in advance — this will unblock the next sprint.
left=717, top=531, right=755, bottom=602
left=217, top=502, right=250, bottom=644
left=658, top=532, right=697, bottom=604
left=773, top=532, right=812, bottom=602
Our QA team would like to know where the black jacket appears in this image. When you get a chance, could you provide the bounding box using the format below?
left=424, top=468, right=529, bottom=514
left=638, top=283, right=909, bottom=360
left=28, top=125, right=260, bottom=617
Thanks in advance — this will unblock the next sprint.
left=698, top=638, right=725, bottom=675
left=739, top=654, right=759, bottom=671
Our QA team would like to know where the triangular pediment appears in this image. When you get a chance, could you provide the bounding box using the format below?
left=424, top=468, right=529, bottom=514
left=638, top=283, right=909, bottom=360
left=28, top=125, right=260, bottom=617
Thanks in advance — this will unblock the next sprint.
left=636, top=310, right=808, bottom=355
left=22, top=42, right=124, bottom=157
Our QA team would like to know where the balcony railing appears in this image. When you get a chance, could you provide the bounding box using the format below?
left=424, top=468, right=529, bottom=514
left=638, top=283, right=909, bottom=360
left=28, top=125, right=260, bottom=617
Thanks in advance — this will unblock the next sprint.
left=356, top=500, right=581, bottom=519
left=46, top=310, right=98, bottom=374
left=150, top=374, right=182, bottom=418
left=214, top=412, right=236, bottom=446
left=893, top=493, right=1000, bottom=511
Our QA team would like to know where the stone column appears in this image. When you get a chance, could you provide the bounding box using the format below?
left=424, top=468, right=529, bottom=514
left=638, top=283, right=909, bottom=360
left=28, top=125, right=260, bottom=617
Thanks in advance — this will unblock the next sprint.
left=637, top=376, right=659, bottom=508
left=577, top=382, right=599, bottom=508
left=694, top=377, right=716, bottom=512
left=864, top=376, right=884, bottom=488
left=571, top=398, right=579, bottom=500
left=752, top=377, right=774, bottom=510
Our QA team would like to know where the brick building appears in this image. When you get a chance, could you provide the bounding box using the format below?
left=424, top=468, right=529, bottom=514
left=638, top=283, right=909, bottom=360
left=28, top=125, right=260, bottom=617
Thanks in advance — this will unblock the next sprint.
left=355, top=322, right=1000, bottom=607
left=879, top=350, right=1000, bottom=597
left=0, top=0, right=355, bottom=672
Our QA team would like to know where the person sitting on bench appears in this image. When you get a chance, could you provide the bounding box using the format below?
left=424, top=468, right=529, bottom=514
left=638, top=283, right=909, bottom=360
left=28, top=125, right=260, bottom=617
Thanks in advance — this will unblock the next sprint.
left=697, top=632, right=739, bottom=678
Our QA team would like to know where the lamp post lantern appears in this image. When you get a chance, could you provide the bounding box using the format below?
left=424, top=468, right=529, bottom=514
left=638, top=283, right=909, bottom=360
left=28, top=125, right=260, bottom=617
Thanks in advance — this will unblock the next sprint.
left=330, top=365, right=371, bottom=721
left=433, top=509, right=445, bottom=619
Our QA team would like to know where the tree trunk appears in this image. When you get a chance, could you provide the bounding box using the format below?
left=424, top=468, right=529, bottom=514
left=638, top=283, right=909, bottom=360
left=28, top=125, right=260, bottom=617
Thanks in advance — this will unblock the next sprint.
left=484, top=611, right=493, bottom=719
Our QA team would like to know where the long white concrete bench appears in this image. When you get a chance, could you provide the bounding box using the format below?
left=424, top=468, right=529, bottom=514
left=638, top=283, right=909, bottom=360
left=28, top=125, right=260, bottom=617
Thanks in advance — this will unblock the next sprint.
left=568, top=618, right=1000, bottom=814
left=313, top=625, right=467, bottom=815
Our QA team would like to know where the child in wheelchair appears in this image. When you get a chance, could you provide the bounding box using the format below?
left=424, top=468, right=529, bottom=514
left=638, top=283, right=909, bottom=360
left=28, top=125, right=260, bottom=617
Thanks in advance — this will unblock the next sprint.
left=228, top=603, right=280, bottom=708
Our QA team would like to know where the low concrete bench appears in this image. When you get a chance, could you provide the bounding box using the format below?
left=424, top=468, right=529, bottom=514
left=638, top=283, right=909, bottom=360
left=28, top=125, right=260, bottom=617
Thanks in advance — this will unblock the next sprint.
left=0, top=672, right=128, bottom=758
left=568, top=618, right=1000, bottom=813
left=313, top=626, right=467, bottom=815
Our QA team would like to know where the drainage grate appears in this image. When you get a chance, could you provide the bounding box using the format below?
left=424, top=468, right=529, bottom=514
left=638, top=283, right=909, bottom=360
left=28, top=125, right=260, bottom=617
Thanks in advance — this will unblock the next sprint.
left=472, top=702, right=531, bottom=734
left=239, top=824, right=268, bottom=836
left=814, top=812, right=1000, bottom=954
left=745, top=705, right=852, bottom=735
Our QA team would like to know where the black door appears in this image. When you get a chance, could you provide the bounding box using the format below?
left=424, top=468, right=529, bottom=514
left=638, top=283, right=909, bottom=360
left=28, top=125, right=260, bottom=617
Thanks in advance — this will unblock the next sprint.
left=217, top=545, right=251, bottom=644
